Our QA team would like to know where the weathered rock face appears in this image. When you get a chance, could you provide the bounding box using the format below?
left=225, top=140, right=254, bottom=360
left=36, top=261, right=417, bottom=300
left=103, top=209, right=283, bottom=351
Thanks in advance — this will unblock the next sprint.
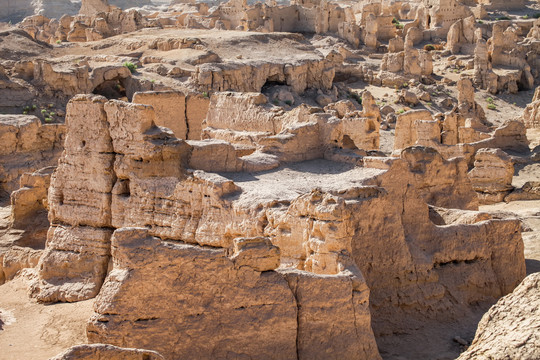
left=403, top=28, right=432, bottom=77
left=446, top=16, right=478, bottom=55
left=392, top=106, right=529, bottom=167
left=458, top=272, right=540, bottom=360
left=353, top=160, right=525, bottom=341
left=471, top=119, right=530, bottom=154
left=523, top=86, right=540, bottom=129
left=185, top=93, right=209, bottom=140
left=86, top=227, right=380, bottom=360
left=379, top=29, right=432, bottom=85
left=0, top=168, right=57, bottom=285
left=1, top=246, right=42, bottom=282
left=0, top=57, right=36, bottom=109
left=457, top=77, right=486, bottom=124
left=203, top=91, right=380, bottom=165
left=33, top=60, right=132, bottom=97
left=399, top=146, right=478, bottom=210
left=132, top=90, right=209, bottom=140
left=22, top=4, right=150, bottom=44
left=468, top=148, right=514, bottom=205
left=50, top=343, right=165, bottom=360
left=363, top=13, right=378, bottom=49
left=393, top=109, right=435, bottom=151
left=0, top=115, right=65, bottom=194
left=46, top=95, right=116, bottom=230
left=34, top=94, right=526, bottom=359
left=10, top=166, right=54, bottom=228
left=195, top=59, right=335, bottom=94
left=30, top=94, right=191, bottom=302
left=486, top=23, right=535, bottom=94
left=505, top=181, right=540, bottom=202
left=473, top=38, right=496, bottom=92
left=132, top=90, right=187, bottom=139
left=30, top=225, right=113, bottom=302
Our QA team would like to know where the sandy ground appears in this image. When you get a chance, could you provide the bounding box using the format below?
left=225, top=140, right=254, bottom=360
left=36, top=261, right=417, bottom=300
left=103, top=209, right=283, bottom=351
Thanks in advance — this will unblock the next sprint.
left=54, top=28, right=320, bottom=64
left=0, top=276, right=94, bottom=360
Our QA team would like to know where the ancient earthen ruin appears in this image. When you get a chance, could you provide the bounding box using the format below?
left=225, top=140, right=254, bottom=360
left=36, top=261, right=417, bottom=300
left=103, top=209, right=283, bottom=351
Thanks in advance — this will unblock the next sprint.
left=0, top=0, right=539, bottom=359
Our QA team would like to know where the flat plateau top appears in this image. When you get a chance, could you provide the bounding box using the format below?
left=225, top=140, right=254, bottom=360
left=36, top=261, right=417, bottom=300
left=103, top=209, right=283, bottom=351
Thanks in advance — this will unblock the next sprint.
left=55, top=28, right=321, bottom=63
left=220, top=159, right=385, bottom=206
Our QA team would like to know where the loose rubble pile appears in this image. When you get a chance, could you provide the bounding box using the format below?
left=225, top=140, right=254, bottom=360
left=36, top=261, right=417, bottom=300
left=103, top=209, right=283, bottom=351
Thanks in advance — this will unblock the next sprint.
left=0, top=0, right=539, bottom=359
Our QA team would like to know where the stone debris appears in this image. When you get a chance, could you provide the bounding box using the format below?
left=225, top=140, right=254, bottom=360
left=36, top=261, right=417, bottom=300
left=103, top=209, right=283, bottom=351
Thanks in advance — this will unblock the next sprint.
left=458, top=273, right=540, bottom=360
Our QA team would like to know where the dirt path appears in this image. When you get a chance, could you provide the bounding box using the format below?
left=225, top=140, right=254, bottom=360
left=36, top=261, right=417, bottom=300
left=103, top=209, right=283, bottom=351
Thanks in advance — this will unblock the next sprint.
left=0, top=276, right=94, bottom=360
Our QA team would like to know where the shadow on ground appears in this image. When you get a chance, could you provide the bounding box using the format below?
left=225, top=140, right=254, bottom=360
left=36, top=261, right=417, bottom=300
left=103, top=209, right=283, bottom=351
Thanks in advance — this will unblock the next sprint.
left=526, top=258, right=540, bottom=275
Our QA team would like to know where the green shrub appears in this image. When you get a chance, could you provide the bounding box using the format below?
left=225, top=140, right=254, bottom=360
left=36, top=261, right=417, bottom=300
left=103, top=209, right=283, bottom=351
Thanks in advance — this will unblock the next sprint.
left=523, top=15, right=530, bottom=19
left=534, top=13, right=540, bottom=19
left=44, top=117, right=53, bottom=122
left=477, top=20, right=483, bottom=24
left=424, top=44, right=435, bottom=51
left=284, top=100, right=293, bottom=106
left=123, top=61, right=137, bottom=74
left=202, top=91, right=209, bottom=98
left=350, top=92, right=362, bottom=104
left=496, top=16, right=511, bottom=21
left=56, top=39, right=62, bottom=44
left=486, top=97, right=494, bottom=104
left=397, top=109, right=405, bottom=114
left=487, top=104, right=497, bottom=110
left=392, top=17, right=404, bottom=29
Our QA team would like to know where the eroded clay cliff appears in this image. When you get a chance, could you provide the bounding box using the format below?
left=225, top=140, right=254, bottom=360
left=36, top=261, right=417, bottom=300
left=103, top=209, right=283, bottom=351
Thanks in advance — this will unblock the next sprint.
left=26, top=94, right=526, bottom=359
